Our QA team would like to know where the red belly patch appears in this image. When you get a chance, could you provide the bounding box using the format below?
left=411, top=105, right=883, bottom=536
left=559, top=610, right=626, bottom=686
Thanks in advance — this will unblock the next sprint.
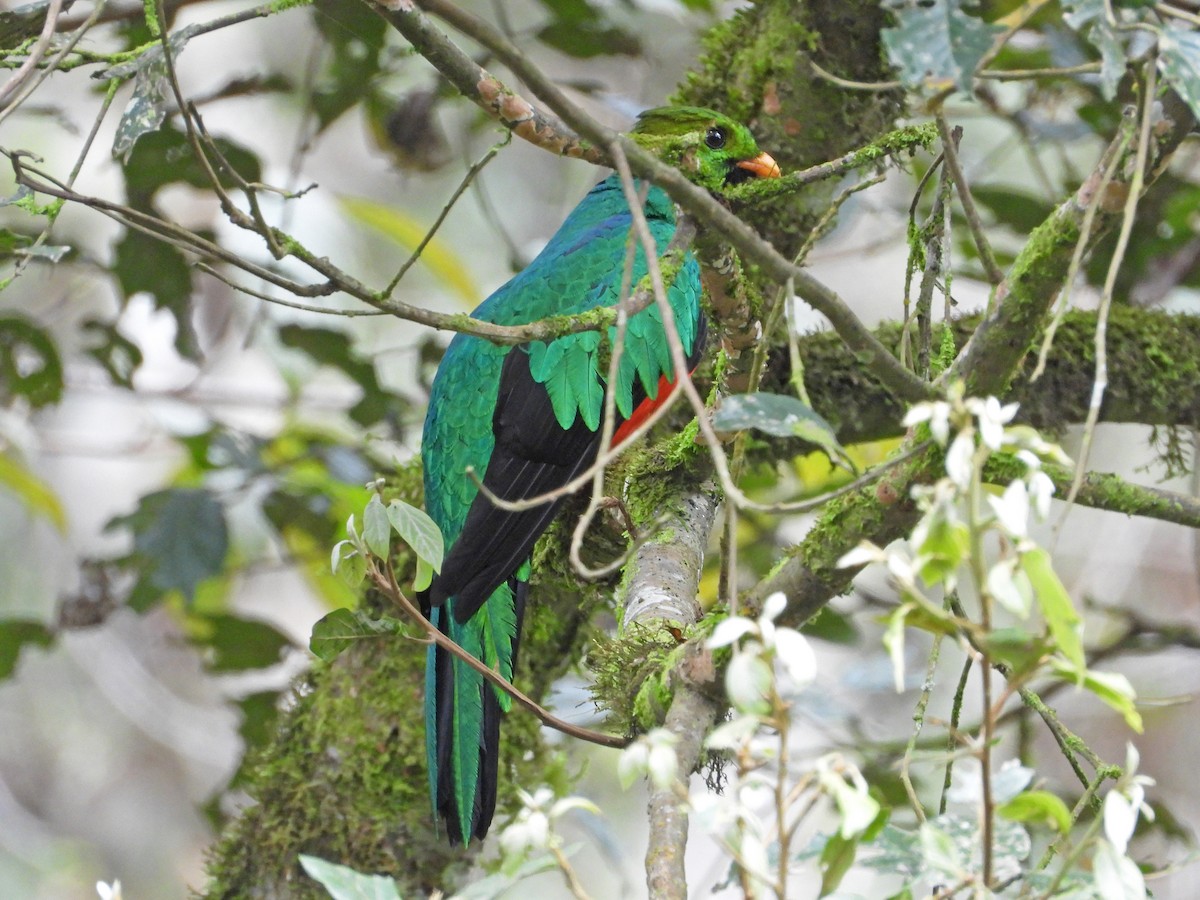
left=612, top=374, right=678, bottom=447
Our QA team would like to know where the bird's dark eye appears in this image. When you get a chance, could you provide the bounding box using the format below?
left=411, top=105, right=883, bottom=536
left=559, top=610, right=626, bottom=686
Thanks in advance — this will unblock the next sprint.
left=704, top=126, right=727, bottom=150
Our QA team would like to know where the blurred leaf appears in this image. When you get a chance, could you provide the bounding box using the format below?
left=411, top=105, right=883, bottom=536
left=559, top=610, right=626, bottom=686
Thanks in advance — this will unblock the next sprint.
left=114, top=488, right=230, bottom=602
left=192, top=613, right=292, bottom=672
left=914, top=517, right=969, bottom=585
left=537, top=20, right=641, bottom=58
left=971, top=186, right=1056, bottom=234
left=882, top=0, right=1004, bottom=92
left=123, top=126, right=262, bottom=204
left=0, top=620, right=53, bottom=679
left=309, top=608, right=403, bottom=662
left=277, top=324, right=403, bottom=429
left=236, top=689, right=282, bottom=755
left=978, top=627, right=1052, bottom=676
left=714, top=393, right=851, bottom=469
left=819, top=831, right=859, bottom=896
left=999, top=790, right=1073, bottom=833
left=452, top=853, right=559, bottom=899
left=338, top=196, right=478, bottom=302
left=311, top=0, right=387, bottom=130
left=1159, top=30, right=1200, bottom=122
left=113, top=228, right=198, bottom=358
left=81, top=319, right=143, bottom=387
left=1051, top=659, right=1144, bottom=732
left=0, top=314, right=62, bottom=406
left=1061, top=0, right=1129, bottom=99
left=1020, top=547, right=1083, bottom=670
left=801, top=606, right=860, bottom=645
left=0, top=230, right=69, bottom=262
left=0, top=0, right=75, bottom=45
left=0, top=451, right=66, bottom=531
left=298, top=854, right=403, bottom=899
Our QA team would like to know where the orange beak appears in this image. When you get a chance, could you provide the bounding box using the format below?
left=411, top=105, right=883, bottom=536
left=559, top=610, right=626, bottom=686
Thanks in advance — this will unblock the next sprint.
left=735, top=151, right=781, bottom=179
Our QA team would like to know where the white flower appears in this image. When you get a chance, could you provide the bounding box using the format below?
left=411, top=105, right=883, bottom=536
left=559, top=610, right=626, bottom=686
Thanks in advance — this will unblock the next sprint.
left=726, top=649, right=772, bottom=714
left=989, top=479, right=1030, bottom=538
left=761, top=591, right=787, bottom=622
left=708, top=616, right=756, bottom=649
left=837, top=541, right=885, bottom=569
left=619, top=729, right=678, bottom=789
left=904, top=400, right=953, bottom=445
left=945, top=430, right=976, bottom=489
left=987, top=559, right=1031, bottom=617
left=96, top=882, right=122, bottom=900
left=774, top=627, right=817, bottom=688
left=705, top=714, right=759, bottom=750
left=1027, top=469, right=1056, bottom=520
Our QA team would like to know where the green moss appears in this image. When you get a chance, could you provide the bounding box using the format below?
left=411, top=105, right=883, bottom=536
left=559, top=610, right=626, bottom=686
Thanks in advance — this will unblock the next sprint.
left=589, top=626, right=691, bottom=733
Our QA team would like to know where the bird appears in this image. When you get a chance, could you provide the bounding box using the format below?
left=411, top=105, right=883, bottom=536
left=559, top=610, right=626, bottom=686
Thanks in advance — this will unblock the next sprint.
left=420, top=106, right=781, bottom=844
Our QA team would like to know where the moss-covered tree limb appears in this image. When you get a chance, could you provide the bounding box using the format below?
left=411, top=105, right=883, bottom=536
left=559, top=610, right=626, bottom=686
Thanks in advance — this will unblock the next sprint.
left=987, top=457, right=1200, bottom=530
left=761, top=308, right=1200, bottom=447
left=610, top=469, right=722, bottom=899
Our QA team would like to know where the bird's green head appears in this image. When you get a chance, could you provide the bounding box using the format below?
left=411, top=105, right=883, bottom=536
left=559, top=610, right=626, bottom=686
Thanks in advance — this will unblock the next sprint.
left=629, top=106, right=781, bottom=192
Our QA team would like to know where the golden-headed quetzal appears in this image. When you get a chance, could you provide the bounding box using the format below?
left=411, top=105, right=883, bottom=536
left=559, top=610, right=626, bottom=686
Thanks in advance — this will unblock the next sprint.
left=420, top=106, right=780, bottom=844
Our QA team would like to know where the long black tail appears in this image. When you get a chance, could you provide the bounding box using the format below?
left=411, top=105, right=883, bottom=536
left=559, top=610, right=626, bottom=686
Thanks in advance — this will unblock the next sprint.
left=431, top=576, right=527, bottom=844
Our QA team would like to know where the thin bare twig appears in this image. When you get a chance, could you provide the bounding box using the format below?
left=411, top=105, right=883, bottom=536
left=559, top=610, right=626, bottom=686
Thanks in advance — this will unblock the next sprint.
left=371, top=560, right=627, bottom=749
left=934, top=114, right=1005, bottom=286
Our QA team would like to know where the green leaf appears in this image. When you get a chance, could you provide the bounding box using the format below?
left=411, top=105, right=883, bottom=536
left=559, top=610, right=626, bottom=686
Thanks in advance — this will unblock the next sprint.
left=413, top=557, right=434, bottom=594
left=309, top=609, right=402, bottom=662
left=1159, top=30, right=1200, bottom=123
left=818, top=831, right=858, bottom=897
left=362, top=495, right=391, bottom=559
left=338, top=196, right=478, bottom=302
left=115, top=488, right=229, bottom=602
left=999, top=790, right=1073, bottom=834
left=105, top=24, right=205, bottom=159
left=713, top=393, right=851, bottom=469
left=194, top=614, right=292, bottom=672
left=298, top=854, right=403, bottom=900
left=0, top=620, right=53, bottom=679
left=1051, top=659, right=1144, bottom=732
left=0, top=451, right=66, bottom=531
left=1021, top=547, right=1083, bottom=670
left=0, top=315, right=63, bottom=406
left=978, top=627, right=1052, bottom=677
left=882, top=0, right=1004, bottom=93
left=386, top=499, right=444, bottom=573
left=331, top=543, right=367, bottom=587
left=913, top=517, right=969, bottom=585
